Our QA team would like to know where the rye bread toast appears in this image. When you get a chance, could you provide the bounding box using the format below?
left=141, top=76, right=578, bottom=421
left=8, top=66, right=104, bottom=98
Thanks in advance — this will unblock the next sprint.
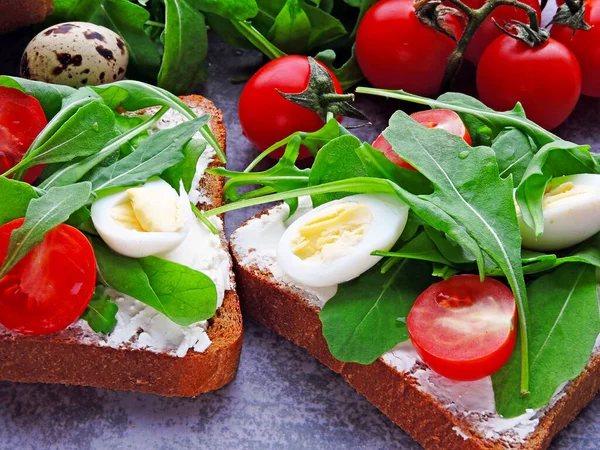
left=230, top=204, right=600, bottom=450
left=0, top=95, right=243, bottom=397
left=0, top=0, right=53, bottom=34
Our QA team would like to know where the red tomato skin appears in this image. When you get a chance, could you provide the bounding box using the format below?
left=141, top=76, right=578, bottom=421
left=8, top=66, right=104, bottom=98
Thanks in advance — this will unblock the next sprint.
left=463, top=0, right=542, bottom=64
left=407, top=274, right=517, bottom=381
left=355, top=0, right=457, bottom=96
left=372, top=109, right=471, bottom=170
left=238, top=55, right=343, bottom=160
left=551, top=0, right=600, bottom=97
left=477, top=36, right=581, bottom=130
left=0, top=87, right=47, bottom=183
left=0, top=219, right=96, bottom=335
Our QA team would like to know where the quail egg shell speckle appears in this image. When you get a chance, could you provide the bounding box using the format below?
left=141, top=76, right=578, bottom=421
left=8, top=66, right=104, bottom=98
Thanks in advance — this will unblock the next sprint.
left=21, top=22, right=128, bottom=88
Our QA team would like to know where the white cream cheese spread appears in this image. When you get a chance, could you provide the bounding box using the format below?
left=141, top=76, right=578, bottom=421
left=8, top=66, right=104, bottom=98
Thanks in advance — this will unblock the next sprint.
left=230, top=197, right=597, bottom=445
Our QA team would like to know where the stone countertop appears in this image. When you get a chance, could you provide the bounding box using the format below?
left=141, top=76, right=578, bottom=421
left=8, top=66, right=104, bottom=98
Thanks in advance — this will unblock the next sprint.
left=1, top=22, right=600, bottom=450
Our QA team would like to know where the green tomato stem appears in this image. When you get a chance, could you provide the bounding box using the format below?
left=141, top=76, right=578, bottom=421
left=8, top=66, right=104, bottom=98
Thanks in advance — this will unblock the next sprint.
left=440, top=0, right=542, bottom=92
left=232, top=21, right=286, bottom=60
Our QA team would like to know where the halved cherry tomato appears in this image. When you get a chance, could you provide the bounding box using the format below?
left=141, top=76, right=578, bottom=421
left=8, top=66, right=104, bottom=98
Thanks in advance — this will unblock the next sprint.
left=0, top=87, right=48, bottom=183
left=238, top=55, right=343, bottom=160
left=0, top=219, right=96, bottom=335
left=372, top=109, right=472, bottom=171
left=407, top=274, right=517, bottom=381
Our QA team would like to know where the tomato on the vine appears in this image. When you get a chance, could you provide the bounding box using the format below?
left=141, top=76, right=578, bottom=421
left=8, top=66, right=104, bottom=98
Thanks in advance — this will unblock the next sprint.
left=238, top=55, right=343, bottom=160
left=463, top=0, right=542, bottom=64
left=0, top=87, right=47, bottom=183
left=551, top=0, right=600, bottom=97
left=477, top=35, right=581, bottom=130
left=407, top=274, right=517, bottom=381
left=0, top=219, right=97, bottom=335
left=356, top=0, right=458, bottom=96
left=372, top=109, right=472, bottom=171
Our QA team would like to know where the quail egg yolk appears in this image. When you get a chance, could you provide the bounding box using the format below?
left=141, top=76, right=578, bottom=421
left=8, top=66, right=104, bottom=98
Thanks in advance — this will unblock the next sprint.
left=291, top=202, right=372, bottom=262
left=111, top=187, right=184, bottom=232
left=543, top=181, right=596, bottom=209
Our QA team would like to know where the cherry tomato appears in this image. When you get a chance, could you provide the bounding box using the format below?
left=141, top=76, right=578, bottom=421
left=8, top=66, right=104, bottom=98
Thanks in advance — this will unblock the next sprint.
left=551, top=0, right=600, bottom=97
left=407, top=274, right=517, bottom=381
left=0, top=219, right=96, bottom=335
left=372, top=109, right=472, bottom=170
left=238, top=55, right=343, bottom=160
left=463, top=0, right=542, bottom=64
left=355, top=0, right=458, bottom=96
left=0, top=87, right=47, bottom=183
left=477, top=35, right=581, bottom=130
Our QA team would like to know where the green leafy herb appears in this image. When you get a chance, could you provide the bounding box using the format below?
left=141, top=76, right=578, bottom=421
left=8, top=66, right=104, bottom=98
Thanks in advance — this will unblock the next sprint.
left=92, top=237, right=217, bottom=326
left=382, top=110, right=530, bottom=393
left=0, top=178, right=39, bottom=227
left=374, top=231, right=454, bottom=266
left=0, top=182, right=92, bottom=279
left=0, top=76, right=75, bottom=118
left=159, top=0, right=209, bottom=94
left=268, top=0, right=312, bottom=54
left=185, top=0, right=258, bottom=20
left=80, top=285, right=118, bottom=334
left=320, top=260, right=434, bottom=364
left=315, top=46, right=364, bottom=90
left=4, top=102, right=116, bottom=178
left=162, top=137, right=207, bottom=192
left=89, top=115, right=209, bottom=193
left=46, top=0, right=103, bottom=22
left=492, top=263, right=600, bottom=418
left=515, top=140, right=598, bottom=237
left=493, top=128, right=536, bottom=185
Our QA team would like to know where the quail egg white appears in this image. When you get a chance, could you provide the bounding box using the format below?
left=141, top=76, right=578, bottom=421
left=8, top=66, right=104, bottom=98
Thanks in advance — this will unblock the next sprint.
left=91, top=179, right=193, bottom=258
left=21, top=22, right=128, bottom=88
left=277, top=194, right=409, bottom=287
left=518, top=174, right=600, bottom=251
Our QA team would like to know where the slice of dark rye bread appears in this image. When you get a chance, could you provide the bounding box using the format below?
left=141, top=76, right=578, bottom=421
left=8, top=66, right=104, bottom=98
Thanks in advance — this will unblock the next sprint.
left=0, top=95, right=243, bottom=397
left=230, top=206, right=600, bottom=450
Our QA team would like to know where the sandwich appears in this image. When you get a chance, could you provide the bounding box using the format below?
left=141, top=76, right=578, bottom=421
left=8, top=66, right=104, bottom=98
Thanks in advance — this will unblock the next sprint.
left=0, top=77, right=242, bottom=397
left=217, top=89, right=600, bottom=449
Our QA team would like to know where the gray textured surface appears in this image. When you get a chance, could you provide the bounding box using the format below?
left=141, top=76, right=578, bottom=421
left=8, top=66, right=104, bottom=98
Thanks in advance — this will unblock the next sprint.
left=1, top=19, right=600, bottom=450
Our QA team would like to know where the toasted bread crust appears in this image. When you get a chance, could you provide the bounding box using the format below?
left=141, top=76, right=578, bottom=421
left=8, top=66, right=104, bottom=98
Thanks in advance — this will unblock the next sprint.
left=0, top=95, right=243, bottom=397
left=231, top=209, right=600, bottom=449
left=0, top=0, right=53, bottom=34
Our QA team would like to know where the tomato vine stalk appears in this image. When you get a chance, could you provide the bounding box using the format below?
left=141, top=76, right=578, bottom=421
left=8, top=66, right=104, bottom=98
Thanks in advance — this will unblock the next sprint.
left=423, top=0, right=542, bottom=92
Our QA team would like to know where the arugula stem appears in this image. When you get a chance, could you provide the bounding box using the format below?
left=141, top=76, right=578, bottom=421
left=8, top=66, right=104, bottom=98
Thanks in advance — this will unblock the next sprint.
left=439, top=0, right=541, bottom=91
left=355, top=87, right=558, bottom=147
left=203, top=177, right=394, bottom=217
left=191, top=202, right=219, bottom=235
left=145, top=20, right=166, bottom=28
left=232, top=21, right=286, bottom=60
left=244, top=135, right=296, bottom=172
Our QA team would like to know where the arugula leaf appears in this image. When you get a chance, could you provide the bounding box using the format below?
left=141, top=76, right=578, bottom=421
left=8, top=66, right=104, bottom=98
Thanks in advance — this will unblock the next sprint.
left=492, top=263, right=600, bottom=418
left=6, top=102, right=116, bottom=177
left=383, top=110, right=530, bottom=392
left=89, top=115, right=209, bottom=193
left=493, top=129, right=535, bottom=185
left=92, top=0, right=162, bottom=81
left=92, top=80, right=226, bottom=163
left=374, top=231, right=454, bottom=266
left=0, top=178, right=38, bottom=226
left=159, top=0, right=209, bottom=94
left=320, top=260, right=434, bottom=364
left=0, top=182, right=92, bottom=279
left=268, top=0, right=311, bottom=54
left=424, top=226, right=476, bottom=265
left=186, top=0, right=258, bottom=20
left=356, top=88, right=559, bottom=148
left=302, top=2, right=347, bottom=50
left=162, top=137, right=207, bottom=192
left=210, top=135, right=310, bottom=203
left=309, top=134, right=366, bottom=207
left=0, top=76, right=75, bottom=118
left=515, top=140, right=598, bottom=237
left=92, top=237, right=217, bottom=325
left=48, top=0, right=103, bottom=21
left=40, top=107, right=169, bottom=189
left=80, top=285, right=118, bottom=334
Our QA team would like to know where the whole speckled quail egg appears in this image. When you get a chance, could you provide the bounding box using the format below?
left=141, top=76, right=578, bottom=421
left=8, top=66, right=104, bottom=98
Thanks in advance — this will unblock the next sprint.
left=21, top=22, right=129, bottom=88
